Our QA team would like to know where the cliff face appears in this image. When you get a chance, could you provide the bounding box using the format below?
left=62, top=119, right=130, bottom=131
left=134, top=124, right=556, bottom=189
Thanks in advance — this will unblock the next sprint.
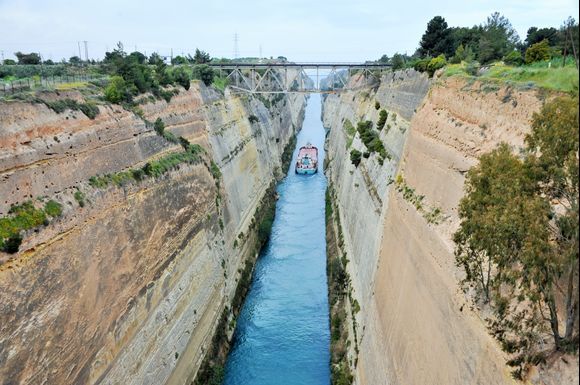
left=323, top=71, right=559, bottom=384
left=0, top=83, right=305, bottom=385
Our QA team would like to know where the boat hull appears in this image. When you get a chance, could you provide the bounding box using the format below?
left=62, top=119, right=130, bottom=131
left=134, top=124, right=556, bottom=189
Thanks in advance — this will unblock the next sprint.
left=295, top=167, right=317, bottom=175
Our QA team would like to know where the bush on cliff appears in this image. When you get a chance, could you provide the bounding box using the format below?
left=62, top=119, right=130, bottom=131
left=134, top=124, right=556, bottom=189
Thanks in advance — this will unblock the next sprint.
left=349, top=149, right=362, bottom=167
left=377, top=109, right=388, bottom=130
left=171, top=66, right=191, bottom=90
left=0, top=200, right=64, bottom=253
left=192, top=64, right=215, bottom=86
left=427, top=55, right=447, bottom=77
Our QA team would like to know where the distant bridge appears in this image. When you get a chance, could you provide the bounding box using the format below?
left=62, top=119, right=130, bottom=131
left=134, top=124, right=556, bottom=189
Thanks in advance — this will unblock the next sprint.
left=208, top=62, right=392, bottom=94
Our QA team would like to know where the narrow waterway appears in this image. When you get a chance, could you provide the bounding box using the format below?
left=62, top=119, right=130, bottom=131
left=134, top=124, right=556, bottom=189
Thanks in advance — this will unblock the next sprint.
left=224, top=94, right=330, bottom=385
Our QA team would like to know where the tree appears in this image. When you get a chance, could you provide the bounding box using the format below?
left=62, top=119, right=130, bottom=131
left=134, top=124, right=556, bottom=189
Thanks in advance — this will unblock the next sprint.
left=449, top=26, right=483, bottom=58
left=192, top=64, right=214, bottom=86
left=104, top=76, right=130, bottom=103
left=525, top=40, right=552, bottom=63
left=194, top=49, right=211, bottom=64
left=148, top=52, right=164, bottom=65
left=455, top=96, right=579, bottom=378
left=14, top=52, right=41, bottom=64
left=103, top=42, right=126, bottom=64
left=3, top=59, right=16, bottom=65
left=171, top=55, right=188, bottom=65
left=377, top=109, right=388, bottom=130
left=127, top=51, right=147, bottom=64
left=69, top=56, right=82, bottom=65
left=172, top=66, right=191, bottom=90
left=391, top=53, right=405, bottom=70
left=478, top=12, right=520, bottom=63
left=349, top=149, right=362, bottom=167
left=503, top=50, right=523, bottom=65
left=378, top=54, right=389, bottom=64
left=525, top=27, right=560, bottom=48
left=450, top=44, right=474, bottom=63
left=419, top=16, right=453, bottom=57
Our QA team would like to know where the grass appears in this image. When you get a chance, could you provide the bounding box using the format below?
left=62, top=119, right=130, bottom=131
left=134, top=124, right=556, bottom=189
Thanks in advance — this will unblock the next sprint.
left=55, top=81, right=90, bottom=90
left=212, top=77, right=229, bottom=93
left=443, top=60, right=579, bottom=93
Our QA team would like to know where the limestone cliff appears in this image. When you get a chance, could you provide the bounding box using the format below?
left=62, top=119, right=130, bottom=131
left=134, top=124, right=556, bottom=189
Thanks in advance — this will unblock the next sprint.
left=0, top=82, right=305, bottom=385
left=323, top=71, right=577, bottom=384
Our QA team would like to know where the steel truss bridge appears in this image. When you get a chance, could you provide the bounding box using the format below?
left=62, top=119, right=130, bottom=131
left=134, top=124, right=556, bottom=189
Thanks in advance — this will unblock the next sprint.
left=208, top=63, right=392, bottom=94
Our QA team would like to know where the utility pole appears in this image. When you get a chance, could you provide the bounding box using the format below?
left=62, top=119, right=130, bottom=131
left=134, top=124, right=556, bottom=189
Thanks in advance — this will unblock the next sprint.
left=83, top=41, right=88, bottom=62
left=234, top=33, right=239, bottom=60
left=77, top=41, right=82, bottom=62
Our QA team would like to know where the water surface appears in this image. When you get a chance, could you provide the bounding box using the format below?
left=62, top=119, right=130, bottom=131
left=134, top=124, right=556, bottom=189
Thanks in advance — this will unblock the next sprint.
left=224, top=94, right=330, bottom=385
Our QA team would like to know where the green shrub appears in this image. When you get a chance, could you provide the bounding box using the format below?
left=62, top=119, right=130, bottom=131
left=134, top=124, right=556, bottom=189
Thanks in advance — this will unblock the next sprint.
left=44, top=200, right=62, bottom=217
left=153, top=118, right=165, bottom=135
left=503, top=50, right=523, bottom=66
left=355, top=120, right=390, bottom=162
left=450, top=44, right=474, bottom=64
left=377, top=109, right=388, bottom=130
left=465, top=61, right=481, bottom=76
left=427, top=55, right=447, bottom=77
left=2, top=235, right=22, bottom=254
left=179, top=136, right=191, bottom=150
left=172, top=67, right=191, bottom=90
left=42, top=99, right=100, bottom=119
left=74, top=190, right=86, bottom=207
left=192, top=64, right=215, bottom=86
left=0, top=200, right=65, bottom=253
left=78, top=102, right=99, bottom=119
left=248, top=115, right=259, bottom=124
left=104, top=76, right=130, bottom=104
left=414, top=58, right=431, bottom=73
left=525, top=40, right=551, bottom=63
left=374, top=101, right=380, bottom=110
left=210, top=161, right=222, bottom=180
left=350, top=149, right=362, bottom=167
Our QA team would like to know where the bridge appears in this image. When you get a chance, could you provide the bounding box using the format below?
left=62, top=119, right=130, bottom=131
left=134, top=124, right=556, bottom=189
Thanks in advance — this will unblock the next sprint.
left=208, top=62, right=392, bottom=94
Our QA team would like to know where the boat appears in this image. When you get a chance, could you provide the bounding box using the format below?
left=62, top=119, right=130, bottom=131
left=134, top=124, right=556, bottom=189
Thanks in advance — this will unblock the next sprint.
left=295, top=142, right=318, bottom=174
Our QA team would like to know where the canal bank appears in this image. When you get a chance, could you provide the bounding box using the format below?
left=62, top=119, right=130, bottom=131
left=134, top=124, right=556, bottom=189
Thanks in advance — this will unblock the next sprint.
left=224, top=93, right=331, bottom=385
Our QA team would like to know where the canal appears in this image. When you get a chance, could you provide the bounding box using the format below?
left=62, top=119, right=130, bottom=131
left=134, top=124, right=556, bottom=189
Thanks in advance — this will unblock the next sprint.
left=224, top=94, right=331, bottom=385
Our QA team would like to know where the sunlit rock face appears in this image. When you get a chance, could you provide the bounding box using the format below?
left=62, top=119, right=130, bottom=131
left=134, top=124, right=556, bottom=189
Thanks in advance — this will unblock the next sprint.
left=0, top=82, right=306, bottom=385
left=323, top=70, right=553, bottom=385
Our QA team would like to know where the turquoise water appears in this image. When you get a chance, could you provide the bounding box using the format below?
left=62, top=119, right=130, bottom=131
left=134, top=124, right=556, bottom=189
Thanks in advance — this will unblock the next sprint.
left=224, top=94, right=330, bottom=385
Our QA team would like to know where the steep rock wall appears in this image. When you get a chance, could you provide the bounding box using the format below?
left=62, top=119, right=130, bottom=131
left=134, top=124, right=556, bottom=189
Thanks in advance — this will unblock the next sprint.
left=323, top=72, right=549, bottom=384
left=0, top=83, right=306, bottom=385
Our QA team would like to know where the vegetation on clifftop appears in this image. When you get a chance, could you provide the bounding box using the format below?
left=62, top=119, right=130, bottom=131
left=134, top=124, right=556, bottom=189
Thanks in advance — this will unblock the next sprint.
left=454, top=95, right=579, bottom=378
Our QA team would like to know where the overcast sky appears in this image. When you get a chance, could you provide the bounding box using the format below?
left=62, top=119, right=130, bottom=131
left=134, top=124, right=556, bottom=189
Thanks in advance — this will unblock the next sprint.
left=0, top=0, right=577, bottom=62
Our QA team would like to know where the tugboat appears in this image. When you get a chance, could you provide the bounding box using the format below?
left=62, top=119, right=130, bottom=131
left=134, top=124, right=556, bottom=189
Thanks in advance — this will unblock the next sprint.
left=295, top=142, right=318, bottom=174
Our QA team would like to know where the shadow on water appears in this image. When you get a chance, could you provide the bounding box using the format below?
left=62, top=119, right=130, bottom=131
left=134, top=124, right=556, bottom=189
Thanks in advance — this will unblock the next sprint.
left=224, top=94, right=331, bottom=385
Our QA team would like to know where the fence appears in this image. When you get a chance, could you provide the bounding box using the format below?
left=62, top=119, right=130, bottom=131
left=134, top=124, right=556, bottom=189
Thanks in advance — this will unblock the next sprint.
left=0, top=74, right=108, bottom=95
